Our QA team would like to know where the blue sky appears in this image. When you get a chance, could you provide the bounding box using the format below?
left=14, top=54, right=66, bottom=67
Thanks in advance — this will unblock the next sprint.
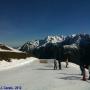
left=0, top=0, right=90, bottom=46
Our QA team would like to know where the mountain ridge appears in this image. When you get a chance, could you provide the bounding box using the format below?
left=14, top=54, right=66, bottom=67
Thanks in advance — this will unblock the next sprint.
left=20, top=33, right=90, bottom=52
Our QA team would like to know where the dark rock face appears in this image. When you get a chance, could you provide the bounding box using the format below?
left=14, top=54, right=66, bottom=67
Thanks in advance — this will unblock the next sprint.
left=79, top=40, right=90, bottom=66
left=33, top=43, right=64, bottom=60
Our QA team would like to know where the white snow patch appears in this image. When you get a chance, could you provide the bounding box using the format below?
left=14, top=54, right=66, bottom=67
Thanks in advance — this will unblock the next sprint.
left=64, top=44, right=78, bottom=49
left=0, top=57, right=38, bottom=71
left=6, top=45, right=22, bottom=53
left=46, top=35, right=64, bottom=43
left=0, top=44, right=22, bottom=53
left=0, top=48, right=22, bottom=52
left=72, top=34, right=76, bottom=37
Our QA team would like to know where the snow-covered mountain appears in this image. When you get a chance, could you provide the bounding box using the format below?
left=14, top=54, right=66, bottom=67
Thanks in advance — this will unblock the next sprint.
left=63, top=33, right=90, bottom=45
left=45, top=35, right=64, bottom=43
left=20, top=35, right=64, bottom=52
left=20, top=33, right=90, bottom=52
left=20, top=40, right=39, bottom=52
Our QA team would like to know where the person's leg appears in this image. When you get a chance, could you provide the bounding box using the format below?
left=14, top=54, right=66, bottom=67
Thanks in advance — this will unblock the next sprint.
left=58, top=60, right=61, bottom=70
left=66, top=58, right=68, bottom=68
left=54, top=60, right=57, bottom=70
left=54, top=63, right=56, bottom=70
left=80, top=65, right=84, bottom=75
left=82, top=67, right=87, bottom=81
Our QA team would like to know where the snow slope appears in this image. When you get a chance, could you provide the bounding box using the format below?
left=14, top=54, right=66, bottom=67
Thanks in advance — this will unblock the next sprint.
left=0, top=59, right=90, bottom=90
left=0, top=57, right=38, bottom=71
left=0, top=44, right=22, bottom=53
